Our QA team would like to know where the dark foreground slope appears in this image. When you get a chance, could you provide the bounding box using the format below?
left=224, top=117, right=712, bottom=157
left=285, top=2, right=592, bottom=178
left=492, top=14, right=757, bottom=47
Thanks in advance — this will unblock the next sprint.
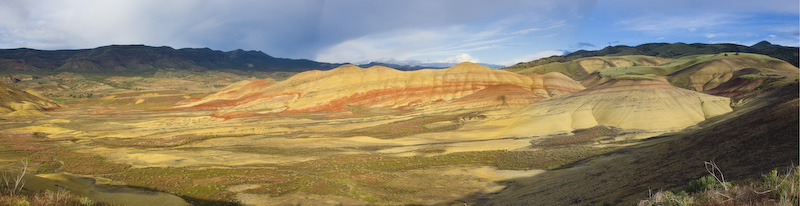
left=481, top=83, right=798, bottom=205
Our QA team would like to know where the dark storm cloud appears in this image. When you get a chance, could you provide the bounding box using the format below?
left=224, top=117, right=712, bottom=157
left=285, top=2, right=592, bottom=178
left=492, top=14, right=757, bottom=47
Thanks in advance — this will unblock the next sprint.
left=0, top=0, right=584, bottom=59
left=572, top=42, right=595, bottom=48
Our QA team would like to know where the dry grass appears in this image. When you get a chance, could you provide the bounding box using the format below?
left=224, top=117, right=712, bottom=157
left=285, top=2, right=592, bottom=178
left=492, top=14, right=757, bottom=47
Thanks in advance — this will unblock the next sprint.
left=0, top=132, right=129, bottom=174
left=639, top=166, right=800, bottom=206
left=0, top=188, right=107, bottom=206
left=532, top=126, right=621, bottom=148
left=95, top=135, right=214, bottom=148
left=347, top=112, right=482, bottom=139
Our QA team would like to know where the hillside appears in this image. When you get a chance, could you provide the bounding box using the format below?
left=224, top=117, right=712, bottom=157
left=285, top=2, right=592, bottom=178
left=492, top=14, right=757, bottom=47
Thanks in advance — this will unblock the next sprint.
left=507, top=53, right=799, bottom=100
left=504, top=55, right=672, bottom=78
left=180, top=62, right=585, bottom=116
left=483, top=82, right=799, bottom=205
left=0, top=81, right=59, bottom=116
left=0, top=45, right=342, bottom=75
left=505, top=41, right=799, bottom=69
left=582, top=53, right=799, bottom=98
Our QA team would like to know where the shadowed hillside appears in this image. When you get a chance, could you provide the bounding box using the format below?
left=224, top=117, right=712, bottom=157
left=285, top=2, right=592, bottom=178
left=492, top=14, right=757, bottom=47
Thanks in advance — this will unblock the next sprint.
left=507, top=53, right=799, bottom=102
left=0, top=45, right=342, bottom=75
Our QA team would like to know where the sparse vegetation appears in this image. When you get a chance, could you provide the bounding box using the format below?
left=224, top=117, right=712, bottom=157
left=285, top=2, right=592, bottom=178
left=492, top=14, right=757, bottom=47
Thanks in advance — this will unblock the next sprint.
left=0, top=126, right=617, bottom=205
left=1, top=160, right=27, bottom=197
left=348, top=112, right=483, bottom=138
left=95, top=135, right=215, bottom=148
left=639, top=165, right=800, bottom=206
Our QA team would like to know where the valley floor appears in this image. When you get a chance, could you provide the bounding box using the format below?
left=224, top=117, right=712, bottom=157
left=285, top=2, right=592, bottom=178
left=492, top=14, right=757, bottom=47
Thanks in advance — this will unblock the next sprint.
left=0, top=88, right=630, bottom=205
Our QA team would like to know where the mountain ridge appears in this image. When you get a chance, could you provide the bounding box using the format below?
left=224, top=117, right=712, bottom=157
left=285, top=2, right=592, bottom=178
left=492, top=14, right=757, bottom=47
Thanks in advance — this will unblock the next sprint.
left=0, top=45, right=343, bottom=74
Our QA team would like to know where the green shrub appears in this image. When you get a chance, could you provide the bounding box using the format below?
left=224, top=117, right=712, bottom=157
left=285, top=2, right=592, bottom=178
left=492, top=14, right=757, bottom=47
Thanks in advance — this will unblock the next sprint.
left=78, top=196, right=95, bottom=206
left=686, top=175, right=723, bottom=193
left=760, top=169, right=781, bottom=186
left=0, top=196, right=30, bottom=206
left=32, top=132, right=47, bottom=138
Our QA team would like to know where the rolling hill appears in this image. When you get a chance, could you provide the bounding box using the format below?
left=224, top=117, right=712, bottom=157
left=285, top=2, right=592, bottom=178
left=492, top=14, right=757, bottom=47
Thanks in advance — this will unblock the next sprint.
left=508, top=53, right=799, bottom=100
left=505, top=41, right=799, bottom=70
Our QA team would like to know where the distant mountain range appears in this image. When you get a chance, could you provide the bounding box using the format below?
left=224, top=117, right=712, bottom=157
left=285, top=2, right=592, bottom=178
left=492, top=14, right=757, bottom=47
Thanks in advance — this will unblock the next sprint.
left=0, top=45, right=508, bottom=75
left=0, top=45, right=342, bottom=75
left=505, top=41, right=799, bottom=70
left=1, top=41, right=795, bottom=76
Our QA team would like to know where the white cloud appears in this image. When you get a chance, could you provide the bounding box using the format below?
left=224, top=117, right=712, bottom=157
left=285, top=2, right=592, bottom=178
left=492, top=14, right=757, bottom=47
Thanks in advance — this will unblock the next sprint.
left=315, top=26, right=507, bottom=64
left=511, top=28, right=542, bottom=35
left=435, top=53, right=479, bottom=63
left=617, top=14, right=730, bottom=33
left=498, top=50, right=565, bottom=66
left=510, top=20, right=566, bottom=35
left=314, top=29, right=450, bottom=64
left=705, top=34, right=717, bottom=38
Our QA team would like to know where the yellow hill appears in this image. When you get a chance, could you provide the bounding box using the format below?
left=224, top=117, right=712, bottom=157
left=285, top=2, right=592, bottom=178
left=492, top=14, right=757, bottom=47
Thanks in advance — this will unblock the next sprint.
left=0, top=81, right=59, bottom=114
left=482, top=77, right=732, bottom=136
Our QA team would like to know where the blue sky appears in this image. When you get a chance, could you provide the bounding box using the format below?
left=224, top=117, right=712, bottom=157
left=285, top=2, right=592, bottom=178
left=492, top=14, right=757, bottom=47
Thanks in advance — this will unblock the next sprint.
left=0, top=0, right=797, bottom=66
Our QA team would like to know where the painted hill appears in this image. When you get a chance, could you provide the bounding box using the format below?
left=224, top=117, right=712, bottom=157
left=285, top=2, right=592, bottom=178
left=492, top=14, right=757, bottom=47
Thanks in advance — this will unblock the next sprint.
left=0, top=45, right=342, bottom=75
left=480, top=76, right=732, bottom=136
left=0, top=81, right=59, bottom=116
left=180, top=62, right=585, bottom=116
left=504, top=41, right=799, bottom=69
